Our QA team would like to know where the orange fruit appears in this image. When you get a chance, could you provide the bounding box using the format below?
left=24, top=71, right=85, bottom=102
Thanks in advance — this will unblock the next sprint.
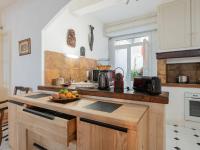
left=59, top=93, right=66, bottom=99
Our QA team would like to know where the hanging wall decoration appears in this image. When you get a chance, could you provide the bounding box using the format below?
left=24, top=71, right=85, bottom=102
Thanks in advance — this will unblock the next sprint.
left=88, top=25, right=95, bottom=51
left=67, top=29, right=76, bottom=48
left=80, top=46, right=86, bottom=57
left=19, top=38, right=31, bottom=56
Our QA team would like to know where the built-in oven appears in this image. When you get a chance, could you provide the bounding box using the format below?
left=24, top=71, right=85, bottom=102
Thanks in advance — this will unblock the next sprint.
left=185, top=92, right=200, bottom=123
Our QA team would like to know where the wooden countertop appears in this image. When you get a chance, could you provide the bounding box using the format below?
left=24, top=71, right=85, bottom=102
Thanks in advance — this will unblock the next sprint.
left=38, top=85, right=169, bottom=104
left=162, top=83, right=200, bottom=88
left=9, top=93, right=148, bottom=130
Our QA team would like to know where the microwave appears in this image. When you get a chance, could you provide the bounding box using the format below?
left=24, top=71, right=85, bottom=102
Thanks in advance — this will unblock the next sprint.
left=89, top=70, right=114, bottom=83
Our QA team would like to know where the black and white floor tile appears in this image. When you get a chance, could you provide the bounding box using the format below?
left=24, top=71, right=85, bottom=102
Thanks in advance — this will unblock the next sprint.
left=166, top=124, right=200, bottom=150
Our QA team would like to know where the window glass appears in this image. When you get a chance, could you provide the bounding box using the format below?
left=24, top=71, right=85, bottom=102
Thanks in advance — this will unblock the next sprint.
left=131, top=46, right=144, bottom=80
left=133, top=36, right=149, bottom=43
left=114, top=40, right=131, bottom=46
left=113, top=34, right=151, bottom=88
left=115, top=48, right=127, bottom=84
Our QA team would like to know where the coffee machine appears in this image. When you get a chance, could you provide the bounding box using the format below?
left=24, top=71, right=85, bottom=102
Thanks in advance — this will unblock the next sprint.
left=114, top=67, right=124, bottom=93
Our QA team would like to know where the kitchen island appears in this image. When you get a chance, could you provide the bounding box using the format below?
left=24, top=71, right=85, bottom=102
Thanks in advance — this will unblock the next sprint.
left=9, top=93, right=148, bottom=150
left=9, top=86, right=169, bottom=150
left=37, top=85, right=169, bottom=150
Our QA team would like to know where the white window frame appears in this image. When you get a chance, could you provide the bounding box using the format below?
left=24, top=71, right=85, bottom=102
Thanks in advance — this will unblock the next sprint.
left=110, top=32, right=153, bottom=88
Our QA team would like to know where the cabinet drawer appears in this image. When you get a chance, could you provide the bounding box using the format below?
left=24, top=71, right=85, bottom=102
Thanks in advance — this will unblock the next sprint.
left=27, top=130, right=76, bottom=150
left=18, top=106, right=76, bottom=146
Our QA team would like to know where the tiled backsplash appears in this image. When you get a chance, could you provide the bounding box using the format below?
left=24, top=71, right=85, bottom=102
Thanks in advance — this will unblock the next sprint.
left=167, top=63, right=200, bottom=83
left=157, top=59, right=200, bottom=84
left=45, top=51, right=97, bottom=85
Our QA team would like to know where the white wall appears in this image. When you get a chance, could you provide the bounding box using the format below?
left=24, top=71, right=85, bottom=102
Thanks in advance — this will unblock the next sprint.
left=105, top=13, right=157, bottom=37
left=42, top=8, right=108, bottom=60
left=0, top=14, right=2, bottom=27
left=163, top=87, right=200, bottom=126
left=1, top=0, right=70, bottom=91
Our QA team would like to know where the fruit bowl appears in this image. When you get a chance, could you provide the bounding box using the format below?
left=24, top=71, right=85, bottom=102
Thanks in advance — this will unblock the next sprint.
left=49, top=89, right=80, bottom=104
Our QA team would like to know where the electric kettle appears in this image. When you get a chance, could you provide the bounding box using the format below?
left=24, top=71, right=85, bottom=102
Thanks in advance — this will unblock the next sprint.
left=98, top=71, right=110, bottom=90
left=114, top=67, right=124, bottom=93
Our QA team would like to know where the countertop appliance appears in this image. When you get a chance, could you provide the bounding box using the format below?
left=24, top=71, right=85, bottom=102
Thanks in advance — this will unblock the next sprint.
left=114, top=67, right=124, bottom=93
left=185, top=92, right=200, bottom=123
left=98, top=71, right=110, bottom=90
left=176, top=75, right=189, bottom=83
left=133, top=76, right=161, bottom=95
left=89, top=69, right=114, bottom=83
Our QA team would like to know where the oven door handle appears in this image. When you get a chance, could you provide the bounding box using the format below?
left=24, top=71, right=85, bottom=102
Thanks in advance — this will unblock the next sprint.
left=23, top=108, right=55, bottom=120
left=190, top=97, right=200, bottom=100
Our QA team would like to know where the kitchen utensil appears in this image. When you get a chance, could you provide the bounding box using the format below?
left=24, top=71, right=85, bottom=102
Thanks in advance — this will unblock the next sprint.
left=176, top=75, right=189, bottom=83
left=114, top=67, right=124, bottom=93
left=89, top=69, right=114, bottom=83
left=55, top=77, right=65, bottom=86
left=98, top=71, right=110, bottom=90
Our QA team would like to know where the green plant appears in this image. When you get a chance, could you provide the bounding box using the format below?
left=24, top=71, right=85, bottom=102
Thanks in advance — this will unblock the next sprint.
left=131, top=69, right=139, bottom=79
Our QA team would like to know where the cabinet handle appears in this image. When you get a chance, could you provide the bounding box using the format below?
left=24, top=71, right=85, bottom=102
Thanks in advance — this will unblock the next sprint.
left=80, top=118, right=128, bottom=133
left=33, top=143, right=48, bottom=150
left=23, top=108, right=55, bottom=120
left=8, top=100, right=24, bottom=106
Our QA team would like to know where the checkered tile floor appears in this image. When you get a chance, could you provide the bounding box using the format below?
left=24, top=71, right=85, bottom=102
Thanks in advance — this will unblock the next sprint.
left=166, top=124, right=200, bottom=150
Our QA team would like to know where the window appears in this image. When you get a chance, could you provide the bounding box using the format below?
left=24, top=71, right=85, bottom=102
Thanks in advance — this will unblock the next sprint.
left=131, top=45, right=144, bottom=79
left=115, top=48, right=128, bottom=84
left=133, top=36, right=149, bottom=43
left=114, top=40, right=131, bottom=46
left=113, top=34, right=151, bottom=88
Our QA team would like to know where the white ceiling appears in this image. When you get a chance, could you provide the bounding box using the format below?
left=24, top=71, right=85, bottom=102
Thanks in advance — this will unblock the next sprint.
left=86, top=0, right=173, bottom=24
left=0, top=0, right=17, bottom=12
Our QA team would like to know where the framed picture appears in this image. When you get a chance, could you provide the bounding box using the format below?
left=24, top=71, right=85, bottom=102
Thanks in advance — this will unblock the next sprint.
left=19, top=38, right=31, bottom=56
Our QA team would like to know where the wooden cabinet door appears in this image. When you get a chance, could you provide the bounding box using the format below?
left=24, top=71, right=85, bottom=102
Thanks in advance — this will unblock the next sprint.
left=191, top=0, right=200, bottom=47
left=158, top=0, right=191, bottom=51
left=77, top=119, right=128, bottom=150
left=8, top=102, right=18, bottom=150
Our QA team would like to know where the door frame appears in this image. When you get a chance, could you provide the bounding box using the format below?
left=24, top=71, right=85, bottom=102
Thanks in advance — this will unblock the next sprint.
left=111, top=32, right=152, bottom=88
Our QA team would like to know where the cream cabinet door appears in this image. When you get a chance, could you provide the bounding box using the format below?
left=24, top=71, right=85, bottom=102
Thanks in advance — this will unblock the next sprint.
left=158, top=0, right=191, bottom=51
left=191, top=0, right=200, bottom=47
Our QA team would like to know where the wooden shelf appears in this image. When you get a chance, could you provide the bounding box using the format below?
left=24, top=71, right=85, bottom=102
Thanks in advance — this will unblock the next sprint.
left=156, top=49, right=200, bottom=59
left=162, top=83, right=200, bottom=88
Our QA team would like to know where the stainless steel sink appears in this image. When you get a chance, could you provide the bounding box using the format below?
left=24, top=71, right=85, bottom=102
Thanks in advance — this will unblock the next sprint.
left=85, top=101, right=122, bottom=113
left=26, top=93, right=51, bottom=99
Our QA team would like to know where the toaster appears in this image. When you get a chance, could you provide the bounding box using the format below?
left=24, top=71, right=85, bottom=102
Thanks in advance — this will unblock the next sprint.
left=133, top=76, right=161, bottom=95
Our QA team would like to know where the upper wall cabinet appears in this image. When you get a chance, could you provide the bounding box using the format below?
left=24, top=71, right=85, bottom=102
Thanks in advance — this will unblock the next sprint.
left=158, top=0, right=191, bottom=51
left=191, top=0, right=200, bottom=47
